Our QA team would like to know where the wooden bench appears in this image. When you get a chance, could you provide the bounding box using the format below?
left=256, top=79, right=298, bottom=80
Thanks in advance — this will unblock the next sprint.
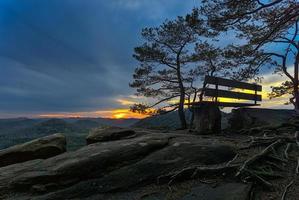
left=193, top=75, right=262, bottom=107
left=188, top=76, right=262, bottom=134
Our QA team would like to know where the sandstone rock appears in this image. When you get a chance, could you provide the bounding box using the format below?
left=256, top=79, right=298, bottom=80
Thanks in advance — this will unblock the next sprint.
left=193, top=103, right=221, bottom=134
left=0, top=133, right=235, bottom=199
left=229, top=108, right=295, bottom=131
left=0, top=133, right=66, bottom=168
left=180, top=182, right=252, bottom=200
left=69, top=181, right=251, bottom=200
left=86, top=127, right=136, bottom=144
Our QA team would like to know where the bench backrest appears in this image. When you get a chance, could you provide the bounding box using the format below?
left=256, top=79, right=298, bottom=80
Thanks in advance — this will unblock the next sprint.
left=203, top=76, right=262, bottom=105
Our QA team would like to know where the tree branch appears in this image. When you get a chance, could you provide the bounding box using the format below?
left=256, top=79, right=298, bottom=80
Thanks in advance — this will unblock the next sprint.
left=148, top=95, right=180, bottom=108
left=265, top=52, right=294, bottom=82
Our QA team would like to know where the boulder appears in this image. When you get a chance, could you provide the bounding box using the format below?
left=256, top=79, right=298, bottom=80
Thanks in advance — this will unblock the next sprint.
left=181, top=182, right=252, bottom=200
left=193, top=103, right=221, bottom=134
left=72, top=182, right=252, bottom=200
left=86, top=127, right=136, bottom=144
left=0, top=133, right=236, bottom=199
left=229, top=108, right=295, bottom=131
left=0, top=133, right=66, bottom=168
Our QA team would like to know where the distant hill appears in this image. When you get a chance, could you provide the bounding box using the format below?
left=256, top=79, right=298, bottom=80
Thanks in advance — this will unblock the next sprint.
left=22, top=119, right=74, bottom=136
left=71, top=119, right=100, bottom=130
left=69, top=118, right=139, bottom=131
left=132, top=110, right=192, bottom=130
left=132, top=110, right=231, bottom=130
left=0, top=117, right=139, bottom=150
left=0, top=118, right=43, bottom=135
left=132, top=108, right=296, bottom=131
left=0, top=117, right=139, bottom=135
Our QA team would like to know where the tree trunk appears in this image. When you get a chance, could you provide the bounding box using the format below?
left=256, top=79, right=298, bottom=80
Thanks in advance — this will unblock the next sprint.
left=294, top=53, right=299, bottom=110
left=178, top=89, right=187, bottom=129
left=189, top=90, right=198, bottom=129
left=176, top=58, right=187, bottom=129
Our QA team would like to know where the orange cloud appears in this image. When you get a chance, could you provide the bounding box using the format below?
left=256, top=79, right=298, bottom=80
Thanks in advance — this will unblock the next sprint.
left=37, top=95, right=151, bottom=119
left=116, top=99, right=135, bottom=106
left=110, top=109, right=148, bottom=119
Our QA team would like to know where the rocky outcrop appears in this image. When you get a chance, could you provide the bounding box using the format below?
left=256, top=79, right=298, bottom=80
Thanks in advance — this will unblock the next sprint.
left=0, top=133, right=235, bottom=199
left=229, top=108, right=295, bottom=131
left=74, top=181, right=252, bottom=200
left=0, top=133, right=66, bottom=168
left=181, top=182, right=252, bottom=200
left=193, top=103, right=222, bottom=134
left=86, top=127, right=136, bottom=144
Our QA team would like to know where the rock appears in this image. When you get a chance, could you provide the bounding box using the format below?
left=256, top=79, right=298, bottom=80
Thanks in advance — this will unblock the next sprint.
left=180, top=182, right=252, bottom=200
left=69, top=181, right=251, bottom=200
left=193, top=103, right=221, bottom=134
left=0, top=133, right=235, bottom=199
left=0, top=133, right=66, bottom=168
left=86, top=127, right=136, bottom=144
left=229, top=108, right=295, bottom=131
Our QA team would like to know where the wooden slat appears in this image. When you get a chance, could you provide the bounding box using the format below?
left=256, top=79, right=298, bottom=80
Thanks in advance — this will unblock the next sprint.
left=187, top=101, right=260, bottom=107
left=216, top=102, right=260, bottom=107
left=205, top=76, right=262, bottom=91
left=204, top=88, right=262, bottom=101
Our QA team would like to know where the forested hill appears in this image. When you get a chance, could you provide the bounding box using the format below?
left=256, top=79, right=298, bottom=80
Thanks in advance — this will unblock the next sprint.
left=0, top=117, right=139, bottom=136
left=132, top=110, right=193, bottom=130
left=0, top=117, right=139, bottom=150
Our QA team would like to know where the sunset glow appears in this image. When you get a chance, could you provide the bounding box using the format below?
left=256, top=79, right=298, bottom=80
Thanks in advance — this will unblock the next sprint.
left=113, top=113, right=126, bottom=119
left=33, top=70, right=295, bottom=119
left=38, top=108, right=148, bottom=119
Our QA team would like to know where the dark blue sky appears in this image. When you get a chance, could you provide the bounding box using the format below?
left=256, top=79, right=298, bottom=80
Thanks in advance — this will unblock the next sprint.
left=0, top=0, right=199, bottom=117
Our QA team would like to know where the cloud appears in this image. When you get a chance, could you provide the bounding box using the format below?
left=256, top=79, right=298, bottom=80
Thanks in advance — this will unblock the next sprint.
left=113, top=0, right=144, bottom=10
left=0, top=0, right=197, bottom=118
left=0, top=0, right=292, bottom=118
left=258, top=68, right=293, bottom=109
left=110, top=0, right=196, bottom=21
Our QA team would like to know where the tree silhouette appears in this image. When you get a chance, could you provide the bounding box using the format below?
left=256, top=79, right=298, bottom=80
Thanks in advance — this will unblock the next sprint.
left=130, top=16, right=205, bottom=129
left=198, top=0, right=299, bottom=109
left=131, top=11, right=260, bottom=128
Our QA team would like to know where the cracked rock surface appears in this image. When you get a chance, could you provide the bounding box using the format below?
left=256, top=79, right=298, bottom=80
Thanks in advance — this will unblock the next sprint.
left=0, top=132, right=236, bottom=199
left=0, top=133, right=66, bottom=168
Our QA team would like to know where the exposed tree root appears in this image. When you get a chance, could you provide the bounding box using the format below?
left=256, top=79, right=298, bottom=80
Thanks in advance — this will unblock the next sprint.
left=284, top=143, right=291, bottom=160
left=265, top=161, right=285, bottom=172
left=296, top=158, right=299, bottom=175
left=295, top=131, right=299, bottom=146
left=245, top=169, right=273, bottom=188
left=266, top=155, right=288, bottom=164
left=236, top=139, right=283, bottom=177
left=240, top=136, right=296, bottom=150
left=247, top=169, right=284, bottom=179
left=157, top=132, right=299, bottom=199
left=159, top=139, right=287, bottom=188
left=279, top=132, right=298, bottom=200
left=225, top=154, right=239, bottom=166
left=281, top=180, right=294, bottom=200
left=156, top=163, right=239, bottom=185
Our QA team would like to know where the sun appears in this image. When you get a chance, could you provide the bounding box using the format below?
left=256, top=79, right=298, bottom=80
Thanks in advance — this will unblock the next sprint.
left=110, top=109, right=149, bottom=119
left=113, top=113, right=126, bottom=119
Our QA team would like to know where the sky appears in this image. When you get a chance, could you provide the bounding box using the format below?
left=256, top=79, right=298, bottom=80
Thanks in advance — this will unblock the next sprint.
left=0, top=0, right=293, bottom=119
